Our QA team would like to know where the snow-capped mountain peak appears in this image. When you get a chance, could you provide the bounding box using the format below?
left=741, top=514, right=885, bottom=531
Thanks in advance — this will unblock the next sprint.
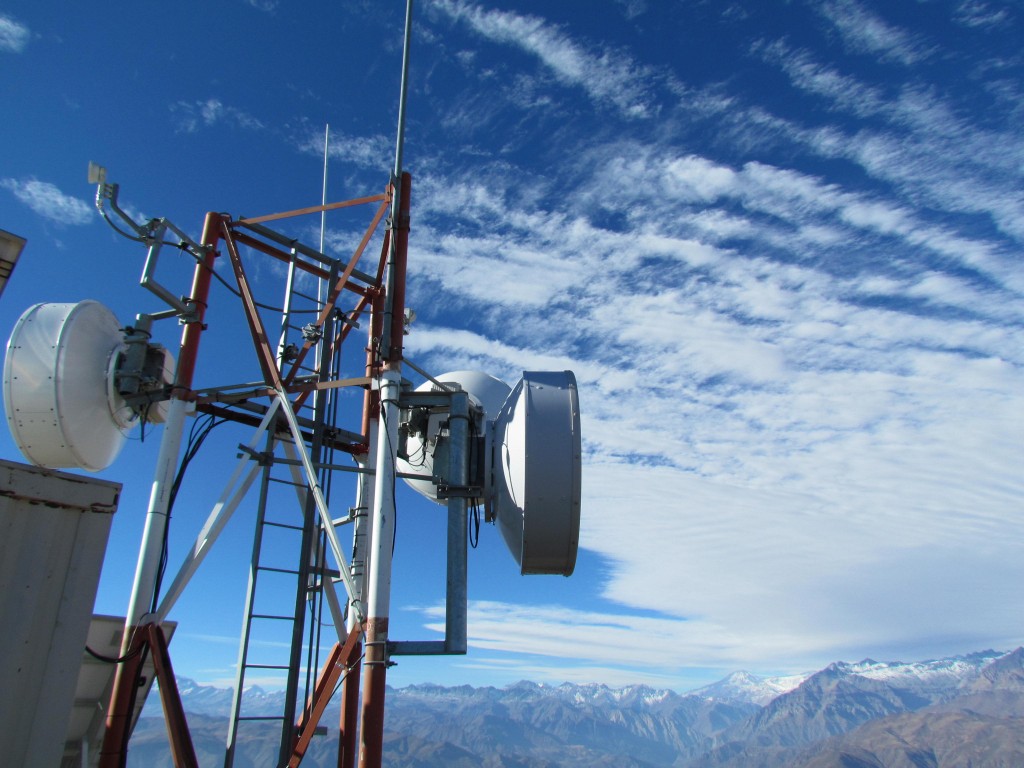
left=690, top=669, right=810, bottom=706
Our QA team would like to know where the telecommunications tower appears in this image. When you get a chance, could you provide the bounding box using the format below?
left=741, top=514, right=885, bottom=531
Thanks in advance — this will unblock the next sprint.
left=0, top=2, right=581, bottom=767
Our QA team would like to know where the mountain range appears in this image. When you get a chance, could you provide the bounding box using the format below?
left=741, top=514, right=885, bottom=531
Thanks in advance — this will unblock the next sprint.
left=129, top=648, right=1024, bottom=767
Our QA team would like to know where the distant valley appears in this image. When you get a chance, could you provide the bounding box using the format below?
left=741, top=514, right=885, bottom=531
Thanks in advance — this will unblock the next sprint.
left=130, top=647, right=1024, bottom=767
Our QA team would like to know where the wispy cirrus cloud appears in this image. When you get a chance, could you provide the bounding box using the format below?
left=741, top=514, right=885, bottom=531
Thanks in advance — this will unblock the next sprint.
left=398, top=68, right=1024, bottom=673
left=294, top=126, right=392, bottom=170
left=753, top=39, right=889, bottom=118
left=740, top=36, right=1024, bottom=251
left=171, top=98, right=265, bottom=133
left=954, top=0, right=1011, bottom=29
left=0, top=14, right=29, bottom=53
left=243, top=0, right=279, bottom=12
left=816, top=0, right=931, bottom=65
left=1, top=178, right=93, bottom=225
left=430, top=0, right=659, bottom=118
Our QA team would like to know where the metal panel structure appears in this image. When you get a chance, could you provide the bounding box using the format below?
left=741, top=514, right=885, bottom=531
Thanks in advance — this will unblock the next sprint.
left=0, top=460, right=120, bottom=768
left=0, top=229, right=26, bottom=298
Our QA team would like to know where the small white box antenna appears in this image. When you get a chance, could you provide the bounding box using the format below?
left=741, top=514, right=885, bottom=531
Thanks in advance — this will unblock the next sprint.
left=87, top=162, right=107, bottom=185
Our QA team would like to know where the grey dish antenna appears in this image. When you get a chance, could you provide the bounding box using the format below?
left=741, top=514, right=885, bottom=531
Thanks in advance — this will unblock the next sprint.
left=399, top=369, right=582, bottom=576
left=491, top=371, right=581, bottom=576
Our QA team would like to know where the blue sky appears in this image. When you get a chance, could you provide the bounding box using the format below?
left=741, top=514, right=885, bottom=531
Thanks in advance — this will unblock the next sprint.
left=2, top=0, right=1023, bottom=695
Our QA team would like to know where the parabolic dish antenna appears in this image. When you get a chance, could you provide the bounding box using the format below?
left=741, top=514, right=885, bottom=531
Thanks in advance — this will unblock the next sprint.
left=400, top=368, right=582, bottom=576
left=3, top=301, right=135, bottom=471
left=491, top=371, right=581, bottom=576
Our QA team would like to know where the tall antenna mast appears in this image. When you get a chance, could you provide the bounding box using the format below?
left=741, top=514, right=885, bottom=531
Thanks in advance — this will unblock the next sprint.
left=359, top=2, right=415, bottom=766
left=379, top=0, right=414, bottom=361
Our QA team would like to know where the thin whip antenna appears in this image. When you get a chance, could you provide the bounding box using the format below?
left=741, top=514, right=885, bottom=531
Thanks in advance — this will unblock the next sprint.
left=381, top=0, right=414, bottom=359
left=319, top=123, right=329, bottom=306
left=393, top=2, right=413, bottom=180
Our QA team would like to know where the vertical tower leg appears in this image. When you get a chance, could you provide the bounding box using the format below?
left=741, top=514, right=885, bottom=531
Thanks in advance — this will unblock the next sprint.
left=100, top=212, right=223, bottom=768
left=357, top=367, right=401, bottom=768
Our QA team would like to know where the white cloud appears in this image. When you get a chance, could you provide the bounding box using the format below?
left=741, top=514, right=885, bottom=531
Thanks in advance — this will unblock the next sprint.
left=954, top=0, right=1010, bottom=28
left=0, top=14, right=29, bottom=53
left=664, top=155, right=739, bottom=202
left=752, top=36, right=1024, bottom=250
left=1, top=178, right=93, bottom=225
left=755, top=40, right=887, bottom=118
left=817, top=0, right=930, bottom=65
left=391, top=79, right=1024, bottom=679
left=244, top=0, right=279, bottom=11
left=294, top=126, right=392, bottom=170
left=171, top=98, right=264, bottom=133
left=614, top=0, right=647, bottom=21
left=431, top=0, right=658, bottom=118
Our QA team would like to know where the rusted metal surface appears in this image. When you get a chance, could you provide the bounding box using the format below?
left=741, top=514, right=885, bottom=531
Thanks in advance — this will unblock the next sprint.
left=221, top=222, right=285, bottom=390
left=358, top=617, right=390, bottom=768
left=339, top=644, right=362, bottom=768
left=287, top=627, right=363, bottom=767
left=98, top=624, right=198, bottom=768
left=147, top=625, right=199, bottom=768
left=387, top=172, right=411, bottom=363
left=239, top=192, right=387, bottom=226
left=174, top=212, right=224, bottom=398
left=282, top=191, right=391, bottom=387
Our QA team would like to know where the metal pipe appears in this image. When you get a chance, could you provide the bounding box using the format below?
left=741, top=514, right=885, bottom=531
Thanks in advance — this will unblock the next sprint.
left=445, top=391, right=470, bottom=654
left=393, top=0, right=414, bottom=183
left=122, top=211, right=221, bottom=631
left=278, top=247, right=298, bottom=365
left=358, top=366, right=402, bottom=768
left=388, top=172, right=411, bottom=362
left=350, top=432, right=377, bottom=632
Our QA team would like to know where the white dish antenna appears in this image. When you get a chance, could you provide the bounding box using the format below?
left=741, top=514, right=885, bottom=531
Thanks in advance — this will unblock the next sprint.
left=399, top=369, right=581, bottom=576
left=3, top=301, right=136, bottom=471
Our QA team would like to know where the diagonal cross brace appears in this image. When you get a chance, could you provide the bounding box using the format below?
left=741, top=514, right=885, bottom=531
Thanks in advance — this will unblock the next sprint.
left=155, top=399, right=282, bottom=621
left=274, top=388, right=364, bottom=623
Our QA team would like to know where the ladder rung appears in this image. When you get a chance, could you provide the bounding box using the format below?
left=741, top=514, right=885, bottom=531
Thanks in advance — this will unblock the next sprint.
left=245, top=663, right=291, bottom=670
left=251, top=613, right=296, bottom=621
left=237, top=715, right=287, bottom=722
left=257, top=565, right=301, bottom=576
left=310, top=565, right=341, bottom=578
left=264, top=520, right=304, bottom=532
left=267, top=477, right=306, bottom=488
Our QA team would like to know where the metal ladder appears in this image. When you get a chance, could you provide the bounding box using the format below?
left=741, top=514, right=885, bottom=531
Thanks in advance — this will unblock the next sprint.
left=224, top=257, right=348, bottom=768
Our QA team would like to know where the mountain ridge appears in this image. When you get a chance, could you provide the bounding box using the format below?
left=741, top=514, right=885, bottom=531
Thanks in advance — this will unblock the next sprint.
left=131, top=647, right=1023, bottom=768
